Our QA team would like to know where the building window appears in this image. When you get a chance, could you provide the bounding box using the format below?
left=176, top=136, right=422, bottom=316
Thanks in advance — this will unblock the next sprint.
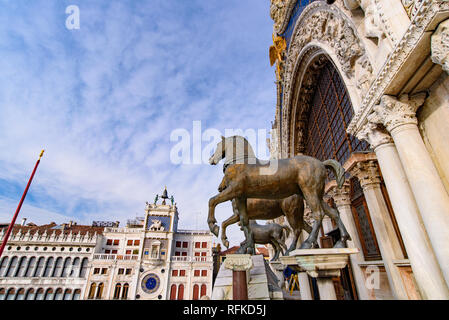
left=24, top=257, right=36, bottom=277
left=0, top=257, right=9, bottom=277
left=177, top=284, right=184, bottom=300
left=96, top=283, right=104, bottom=299
left=106, top=239, right=112, bottom=246
left=127, top=240, right=133, bottom=246
left=193, top=284, right=199, bottom=300
left=6, top=288, right=15, bottom=300
left=44, top=288, right=54, bottom=300
left=201, top=270, right=207, bottom=277
left=54, top=288, right=63, bottom=300
left=73, top=289, right=81, bottom=300
left=88, top=283, right=96, bottom=299
left=175, top=251, right=180, bottom=256
left=176, top=241, right=181, bottom=248
left=42, top=257, right=54, bottom=277
left=126, top=269, right=132, bottom=275
left=0, top=288, right=5, bottom=300
left=101, top=268, right=108, bottom=275
left=122, top=283, right=129, bottom=299
left=113, top=240, right=119, bottom=246
left=52, top=257, right=63, bottom=277
left=201, top=252, right=207, bottom=257
left=180, top=270, right=185, bottom=277
left=111, top=250, right=118, bottom=254
left=113, top=283, right=122, bottom=299
left=93, top=268, right=100, bottom=274
left=61, top=257, right=71, bottom=277
left=15, top=288, right=25, bottom=300
left=172, top=270, right=178, bottom=277
left=126, top=250, right=132, bottom=255
left=34, top=257, right=45, bottom=277
left=194, top=270, right=200, bottom=277
left=181, top=252, right=187, bottom=257
left=182, top=242, right=188, bottom=248
left=105, top=249, right=111, bottom=254
left=15, top=257, right=27, bottom=277
left=5, top=256, right=18, bottom=277
left=25, top=288, right=35, bottom=300
left=134, top=240, right=140, bottom=246
left=195, top=242, right=200, bottom=248
left=201, top=284, right=207, bottom=298
left=79, top=258, right=89, bottom=278
left=201, top=242, right=207, bottom=248
left=118, top=268, right=124, bottom=275
left=170, top=284, right=177, bottom=300
left=35, top=288, right=44, bottom=300
left=63, top=289, right=72, bottom=300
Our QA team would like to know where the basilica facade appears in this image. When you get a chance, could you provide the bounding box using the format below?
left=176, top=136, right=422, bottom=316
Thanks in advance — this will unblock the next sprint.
left=268, top=0, right=449, bottom=300
left=0, top=189, right=213, bottom=300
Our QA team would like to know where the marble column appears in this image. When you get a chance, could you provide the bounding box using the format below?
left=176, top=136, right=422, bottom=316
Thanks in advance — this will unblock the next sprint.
left=357, top=122, right=449, bottom=299
left=369, top=94, right=449, bottom=287
left=223, top=254, right=253, bottom=300
left=328, top=181, right=371, bottom=300
left=298, top=272, right=313, bottom=300
left=349, top=156, right=409, bottom=300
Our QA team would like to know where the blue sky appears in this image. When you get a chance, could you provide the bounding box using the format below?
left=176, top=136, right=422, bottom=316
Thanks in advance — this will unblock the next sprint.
left=0, top=0, right=276, bottom=245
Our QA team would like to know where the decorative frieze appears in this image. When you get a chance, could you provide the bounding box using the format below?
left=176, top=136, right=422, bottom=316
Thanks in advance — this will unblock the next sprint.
left=368, top=94, right=426, bottom=132
left=431, top=19, right=449, bottom=74
left=270, top=0, right=298, bottom=34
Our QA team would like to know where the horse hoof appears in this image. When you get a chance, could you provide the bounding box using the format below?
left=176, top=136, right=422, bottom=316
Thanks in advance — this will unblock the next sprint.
left=333, top=240, right=347, bottom=248
left=212, top=225, right=220, bottom=237
left=300, top=241, right=313, bottom=249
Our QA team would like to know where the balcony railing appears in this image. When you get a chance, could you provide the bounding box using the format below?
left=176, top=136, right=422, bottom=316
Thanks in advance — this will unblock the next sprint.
left=171, top=256, right=212, bottom=263
left=93, top=254, right=139, bottom=261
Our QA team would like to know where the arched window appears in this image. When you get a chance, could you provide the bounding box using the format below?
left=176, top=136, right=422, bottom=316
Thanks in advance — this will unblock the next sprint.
left=43, top=257, right=54, bottom=277
left=88, top=283, right=96, bottom=299
left=0, top=257, right=9, bottom=277
left=54, top=288, right=63, bottom=300
left=63, top=289, right=72, bottom=300
left=200, top=284, right=207, bottom=298
left=15, top=288, right=25, bottom=300
left=6, top=288, right=16, bottom=300
left=25, top=257, right=36, bottom=277
left=193, top=284, right=199, bottom=300
left=71, top=258, right=80, bottom=277
left=122, top=283, right=129, bottom=300
left=15, top=257, right=27, bottom=277
left=52, top=257, right=63, bottom=277
left=113, top=283, right=122, bottom=299
left=25, top=288, right=35, bottom=300
left=170, top=284, right=177, bottom=300
left=0, top=288, right=5, bottom=300
left=177, top=284, right=184, bottom=300
left=5, top=256, right=18, bottom=277
left=34, top=257, right=45, bottom=277
left=73, top=289, right=81, bottom=300
left=35, top=288, right=44, bottom=300
left=44, top=288, right=54, bottom=300
left=61, top=257, right=71, bottom=277
left=96, top=283, right=104, bottom=299
left=79, top=258, right=88, bottom=278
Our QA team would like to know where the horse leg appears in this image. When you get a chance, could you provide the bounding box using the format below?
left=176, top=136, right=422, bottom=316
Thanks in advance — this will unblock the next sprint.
left=234, top=197, right=254, bottom=255
left=208, top=185, right=241, bottom=237
left=300, top=191, right=325, bottom=249
left=270, top=239, right=282, bottom=261
left=221, top=211, right=240, bottom=249
left=283, top=196, right=304, bottom=255
left=322, top=200, right=351, bottom=248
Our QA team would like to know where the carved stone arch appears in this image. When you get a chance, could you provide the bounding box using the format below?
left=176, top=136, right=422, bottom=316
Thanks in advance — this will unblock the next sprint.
left=280, top=1, right=373, bottom=158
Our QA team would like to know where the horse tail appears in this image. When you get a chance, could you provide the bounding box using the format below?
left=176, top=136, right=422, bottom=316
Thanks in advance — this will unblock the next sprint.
left=323, top=159, right=345, bottom=189
left=282, top=225, right=290, bottom=240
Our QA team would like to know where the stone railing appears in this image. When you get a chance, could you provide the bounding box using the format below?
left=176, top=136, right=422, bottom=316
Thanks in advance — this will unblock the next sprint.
left=0, top=229, right=99, bottom=245
left=93, top=254, right=139, bottom=261
left=171, top=256, right=213, bottom=263
left=103, top=227, right=142, bottom=233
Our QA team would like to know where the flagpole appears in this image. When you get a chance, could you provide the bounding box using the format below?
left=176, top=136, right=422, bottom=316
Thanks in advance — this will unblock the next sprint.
left=0, top=150, right=44, bottom=258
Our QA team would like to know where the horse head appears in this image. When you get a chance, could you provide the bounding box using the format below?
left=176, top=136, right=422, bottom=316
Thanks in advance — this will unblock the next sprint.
left=209, top=136, right=225, bottom=165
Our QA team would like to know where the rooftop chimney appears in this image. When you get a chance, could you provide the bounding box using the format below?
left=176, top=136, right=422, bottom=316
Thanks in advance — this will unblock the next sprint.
left=68, top=221, right=73, bottom=228
left=21, top=218, right=27, bottom=226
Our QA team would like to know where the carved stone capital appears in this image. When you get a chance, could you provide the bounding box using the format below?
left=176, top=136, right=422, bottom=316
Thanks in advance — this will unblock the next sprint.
left=356, top=121, right=393, bottom=149
left=431, top=19, right=449, bottom=74
left=327, top=181, right=352, bottom=207
left=349, top=159, right=381, bottom=190
left=223, top=254, right=253, bottom=272
left=369, top=94, right=426, bottom=132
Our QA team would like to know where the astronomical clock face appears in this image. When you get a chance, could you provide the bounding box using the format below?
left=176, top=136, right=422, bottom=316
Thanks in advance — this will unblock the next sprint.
left=141, top=273, right=161, bottom=294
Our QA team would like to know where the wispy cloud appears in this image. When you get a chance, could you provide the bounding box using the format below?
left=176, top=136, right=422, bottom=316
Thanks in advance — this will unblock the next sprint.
left=0, top=0, right=276, bottom=245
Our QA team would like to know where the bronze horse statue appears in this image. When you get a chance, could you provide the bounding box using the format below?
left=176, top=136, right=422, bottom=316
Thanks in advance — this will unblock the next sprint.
left=245, top=220, right=290, bottom=261
left=208, top=135, right=350, bottom=254
left=218, top=176, right=312, bottom=255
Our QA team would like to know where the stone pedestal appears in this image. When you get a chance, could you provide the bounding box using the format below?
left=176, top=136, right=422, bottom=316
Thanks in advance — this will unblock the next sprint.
left=223, top=254, right=253, bottom=300
left=280, top=248, right=359, bottom=300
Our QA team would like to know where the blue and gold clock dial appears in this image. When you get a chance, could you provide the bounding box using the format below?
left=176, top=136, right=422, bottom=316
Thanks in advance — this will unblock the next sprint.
left=141, top=273, right=161, bottom=294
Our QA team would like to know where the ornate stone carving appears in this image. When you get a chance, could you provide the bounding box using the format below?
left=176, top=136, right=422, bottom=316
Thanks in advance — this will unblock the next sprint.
left=349, top=160, right=381, bottom=190
left=348, top=0, right=449, bottom=135
left=402, top=0, right=425, bottom=19
left=328, top=182, right=352, bottom=207
left=149, top=219, right=165, bottom=231
left=355, top=55, right=374, bottom=96
left=356, top=121, right=393, bottom=149
left=368, top=94, right=426, bottom=132
left=270, top=0, right=297, bottom=34
left=223, top=254, right=253, bottom=271
left=431, top=19, right=449, bottom=74
left=343, top=0, right=385, bottom=40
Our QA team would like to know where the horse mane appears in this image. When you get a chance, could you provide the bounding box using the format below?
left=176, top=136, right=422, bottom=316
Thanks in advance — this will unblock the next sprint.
left=223, top=135, right=258, bottom=169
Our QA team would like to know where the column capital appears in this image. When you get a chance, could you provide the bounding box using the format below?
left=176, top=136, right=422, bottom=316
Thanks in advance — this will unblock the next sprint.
left=327, top=180, right=352, bottom=207
left=223, top=254, right=253, bottom=272
left=368, top=93, right=426, bottom=132
left=431, top=19, right=449, bottom=74
left=349, top=159, right=381, bottom=190
left=356, top=121, right=393, bottom=150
